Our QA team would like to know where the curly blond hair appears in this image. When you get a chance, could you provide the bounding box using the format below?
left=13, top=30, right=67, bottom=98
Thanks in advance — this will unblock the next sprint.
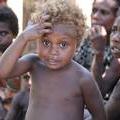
left=31, top=0, right=86, bottom=46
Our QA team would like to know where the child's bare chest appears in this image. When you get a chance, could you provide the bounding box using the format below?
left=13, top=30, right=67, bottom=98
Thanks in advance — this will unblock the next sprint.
left=31, top=67, right=82, bottom=103
left=27, top=66, right=84, bottom=120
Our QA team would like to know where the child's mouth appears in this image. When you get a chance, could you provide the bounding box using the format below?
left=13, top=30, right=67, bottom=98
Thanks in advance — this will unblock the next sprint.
left=48, top=59, right=59, bottom=65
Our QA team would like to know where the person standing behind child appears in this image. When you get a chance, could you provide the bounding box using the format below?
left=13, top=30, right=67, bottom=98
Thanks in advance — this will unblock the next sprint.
left=0, top=5, right=18, bottom=88
left=91, top=7, right=120, bottom=120
left=90, top=0, right=120, bottom=98
left=0, top=0, right=106, bottom=120
left=74, top=0, right=119, bottom=70
left=5, top=74, right=30, bottom=120
left=0, top=96, right=7, bottom=120
left=0, top=5, right=18, bottom=120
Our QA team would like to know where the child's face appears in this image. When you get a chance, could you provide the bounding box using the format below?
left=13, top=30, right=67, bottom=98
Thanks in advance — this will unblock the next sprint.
left=0, top=22, right=13, bottom=53
left=110, top=16, right=120, bottom=58
left=37, top=23, right=77, bottom=70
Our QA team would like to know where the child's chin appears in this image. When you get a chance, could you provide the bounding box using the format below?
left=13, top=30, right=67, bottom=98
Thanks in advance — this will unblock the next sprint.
left=47, top=64, right=64, bottom=70
left=47, top=65, right=62, bottom=70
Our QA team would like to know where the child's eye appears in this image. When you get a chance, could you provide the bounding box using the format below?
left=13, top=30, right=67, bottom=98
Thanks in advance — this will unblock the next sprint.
left=100, top=9, right=109, bottom=15
left=92, top=8, right=97, bottom=14
left=59, top=41, right=68, bottom=48
left=42, top=39, right=51, bottom=47
left=0, top=31, right=9, bottom=37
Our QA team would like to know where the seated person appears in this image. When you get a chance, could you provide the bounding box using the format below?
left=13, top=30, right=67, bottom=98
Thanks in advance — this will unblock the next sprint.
left=74, top=0, right=119, bottom=70
left=5, top=74, right=30, bottom=120
left=91, top=7, right=120, bottom=120
left=0, top=5, right=18, bottom=88
left=0, top=97, right=7, bottom=120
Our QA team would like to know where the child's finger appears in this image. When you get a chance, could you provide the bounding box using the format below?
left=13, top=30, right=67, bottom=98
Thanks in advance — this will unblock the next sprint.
left=41, top=15, right=50, bottom=21
left=35, top=29, right=52, bottom=41
left=41, top=29, right=52, bottom=34
left=42, top=22, right=52, bottom=28
left=39, top=15, right=51, bottom=23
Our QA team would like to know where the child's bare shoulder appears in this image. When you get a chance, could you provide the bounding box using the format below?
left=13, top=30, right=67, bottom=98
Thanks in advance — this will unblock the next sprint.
left=73, top=61, right=98, bottom=93
left=20, top=53, right=39, bottom=62
left=73, top=61, right=94, bottom=82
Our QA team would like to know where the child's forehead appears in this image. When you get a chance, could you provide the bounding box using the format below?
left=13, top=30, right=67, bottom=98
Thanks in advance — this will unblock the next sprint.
left=51, top=23, right=77, bottom=38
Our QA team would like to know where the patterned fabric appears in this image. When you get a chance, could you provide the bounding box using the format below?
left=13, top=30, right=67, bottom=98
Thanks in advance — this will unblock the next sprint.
left=73, top=37, right=113, bottom=70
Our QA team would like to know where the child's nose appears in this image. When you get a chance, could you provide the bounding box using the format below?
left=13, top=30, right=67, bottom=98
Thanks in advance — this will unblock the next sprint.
left=50, top=45, right=58, bottom=55
left=92, top=11, right=100, bottom=20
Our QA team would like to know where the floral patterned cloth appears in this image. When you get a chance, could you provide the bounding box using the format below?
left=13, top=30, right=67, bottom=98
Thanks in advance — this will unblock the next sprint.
left=73, top=37, right=113, bottom=70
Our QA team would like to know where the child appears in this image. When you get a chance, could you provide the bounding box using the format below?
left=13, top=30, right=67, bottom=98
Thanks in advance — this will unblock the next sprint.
left=0, top=96, right=7, bottom=120
left=0, top=0, right=106, bottom=120
left=91, top=7, right=120, bottom=120
left=0, top=5, right=18, bottom=53
left=0, top=5, right=19, bottom=96
left=105, top=9, right=120, bottom=120
left=5, top=74, right=30, bottom=120
left=0, top=5, right=19, bottom=90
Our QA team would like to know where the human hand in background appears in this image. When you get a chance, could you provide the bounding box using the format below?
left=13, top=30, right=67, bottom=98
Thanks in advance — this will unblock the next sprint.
left=88, top=25, right=107, bottom=54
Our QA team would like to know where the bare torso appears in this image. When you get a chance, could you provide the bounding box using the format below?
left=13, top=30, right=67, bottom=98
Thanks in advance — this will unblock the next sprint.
left=25, top=61, right=84, bottom=120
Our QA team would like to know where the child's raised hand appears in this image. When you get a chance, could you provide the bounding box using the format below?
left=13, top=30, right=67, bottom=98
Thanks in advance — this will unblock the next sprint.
left=88, top=25, right=107, bottom=54
left=22, top=15, right=52, bottom=41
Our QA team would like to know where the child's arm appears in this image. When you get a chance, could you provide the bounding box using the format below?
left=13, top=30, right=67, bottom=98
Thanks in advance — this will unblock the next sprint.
left=81, top=72, right=106, bottom=120
left=0, top=15, right=52, bottom=79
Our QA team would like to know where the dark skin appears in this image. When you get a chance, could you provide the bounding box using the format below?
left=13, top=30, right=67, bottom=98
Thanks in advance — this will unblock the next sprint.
left=90, top=0, right=117, bottom=48
left=0, top=22, right=14, bottom=87
left=90, top=0, right=117, bottom=78
left=0, top=15, right=106, bottom=120
left=0, top=97, right=7, bottom=120
left=81, top=1, right=119, bottom=118
left=105, top=80, right=120, bottom=120
left=5, top=76, right=30, bottom=120
left=90, top=0, right=119, bottom=97
left=5, top=88, right=29, bottom=120
left=0, top=22, right=13, bottom=53
left=91, top=15, right=120, bottom=119
left=90, top=25, right=120, bottom=97
left=105, top=16, right=120, bottom=120
left=91, top=0, right=116, bottom=34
